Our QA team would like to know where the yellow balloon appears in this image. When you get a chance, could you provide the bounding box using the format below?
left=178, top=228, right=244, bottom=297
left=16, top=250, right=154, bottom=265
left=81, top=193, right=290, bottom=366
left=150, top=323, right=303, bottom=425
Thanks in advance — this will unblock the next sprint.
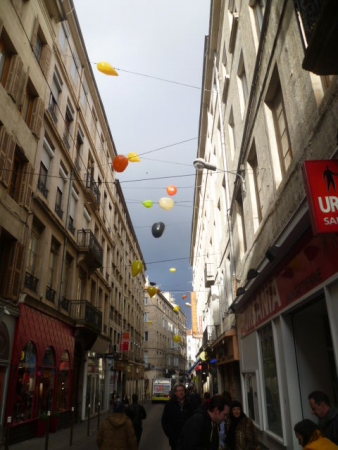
left=200, top=351, right=207, bottom=361
left=97, top=62, right=118, bottom=76
left=159, top=197, right=174, bottom=211
left=169, top=268, right=176, bottom=273
left=128, top=152, right=140, bottom=162
left=131, top=260, right=143, bottom=277
left=173, top=335, right=181, bottom=343
left=173, top=305, right=180, bottom=312
left=147, top=286, right=157, bottom=298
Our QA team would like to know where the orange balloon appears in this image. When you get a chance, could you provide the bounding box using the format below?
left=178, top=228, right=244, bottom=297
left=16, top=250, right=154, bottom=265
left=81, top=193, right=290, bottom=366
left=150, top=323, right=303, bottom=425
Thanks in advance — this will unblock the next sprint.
left=166, top=185, right=177, bottom=196
left=182, top=295, right=187, bottom=300
left=112, top=155, right=129, bottom=172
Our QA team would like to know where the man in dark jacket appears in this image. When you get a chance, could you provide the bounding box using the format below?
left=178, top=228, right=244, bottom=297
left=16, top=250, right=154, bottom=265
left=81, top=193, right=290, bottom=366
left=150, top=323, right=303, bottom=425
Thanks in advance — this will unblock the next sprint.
left=162, top=383, right=191, bottom=450
left=308, top=390, right=338, bottom=445
left=126, top=393, right=147, bottom=446
left=177, top=395, right=230, bottom=450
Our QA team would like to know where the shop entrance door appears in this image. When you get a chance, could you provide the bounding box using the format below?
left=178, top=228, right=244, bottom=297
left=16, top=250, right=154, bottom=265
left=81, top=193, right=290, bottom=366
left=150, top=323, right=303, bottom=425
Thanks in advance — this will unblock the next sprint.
left=292, top=297, right=337, bottom=417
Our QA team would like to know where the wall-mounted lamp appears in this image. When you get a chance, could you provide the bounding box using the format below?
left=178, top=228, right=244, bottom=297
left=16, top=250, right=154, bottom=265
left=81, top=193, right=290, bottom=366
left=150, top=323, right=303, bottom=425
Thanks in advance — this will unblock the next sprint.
left=265, top=245, right=280, bottom=262
left=247, top=268, right=259, bottom=281
left=236, top=287, right=246, bottom=297
left=193, top=158, right=247, bottom=195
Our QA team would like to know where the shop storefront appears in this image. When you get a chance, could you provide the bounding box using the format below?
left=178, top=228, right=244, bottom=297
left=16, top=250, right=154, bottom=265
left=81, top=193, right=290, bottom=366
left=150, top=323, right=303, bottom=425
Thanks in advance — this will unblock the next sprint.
left=5, top=304, right=74, bottom=442
left=237, top=229, right=338, bottom=449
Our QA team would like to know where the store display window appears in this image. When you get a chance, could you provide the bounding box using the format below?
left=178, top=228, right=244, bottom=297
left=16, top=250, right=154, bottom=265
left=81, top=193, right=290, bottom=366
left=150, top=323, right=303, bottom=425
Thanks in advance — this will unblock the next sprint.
left=13, top=341, right=36, bottom=423
left=57, top=350, right=70, bottom=411
left=38, top=347, right=55, bottom=414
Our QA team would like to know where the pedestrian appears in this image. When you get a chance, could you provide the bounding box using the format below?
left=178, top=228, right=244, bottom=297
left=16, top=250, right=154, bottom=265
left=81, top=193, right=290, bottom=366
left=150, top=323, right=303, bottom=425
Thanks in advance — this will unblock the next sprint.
left=126, top=393, right=147, bottom=446
left=96, top=401, right=137, bottom=450
left=177, top=394, right=230, bottom=450
left=122, top=394, right=129, bottom=407
left=224, top=400, right=260, bottom=450
left=162, top=382, right=191, bottom=450
left=308, top=391, right=338, bottom=445
left=186, top=383, right=202, bottom=414
left=294, top=419, right=338, bottom=449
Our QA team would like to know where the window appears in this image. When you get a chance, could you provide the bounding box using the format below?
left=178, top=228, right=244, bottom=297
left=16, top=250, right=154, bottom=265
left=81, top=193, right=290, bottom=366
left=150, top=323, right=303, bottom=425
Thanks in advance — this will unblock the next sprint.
left=12, top=341, right=37, bottom=424
left=49, top=70, right=62, bottom=123
left=68, top=187, right=78, bottom=235
left=237, top=53, right=248, bottom=116
left=38, top=162, right=48, bottom=198
left=75, top=129, right=83, bottom=172
left=144, top=312, right=149, bottom=322
left=144, top=296, right=148, bottom=305
left=55, top=188, right=63, bottom=219
left=265, top=68, right=292, bottom=185
left=70, top=53, right=79, bottom=84
left=144, top=331, right=148, bottom=341
left=234, top=190, right=247, bottom=258
left=260, top=323, right=282, bottom=436
left=250, top=0, right=266, bottom=38
left=63, top=103, right=74, bottom=150
left=228, top=108, right=236, bottom=159
left=31, top=17, right=51, bottom=76
left=48, top=238, right=59, bottom=289
left=248, top=142, right=262, bottom=228
left=27, top=222, right=41, bottom=278
left=0, top=32, right=24, bottom=104
left=21, top=81, right=35, bottom=125
left=57, top=351, right=70, bottom=411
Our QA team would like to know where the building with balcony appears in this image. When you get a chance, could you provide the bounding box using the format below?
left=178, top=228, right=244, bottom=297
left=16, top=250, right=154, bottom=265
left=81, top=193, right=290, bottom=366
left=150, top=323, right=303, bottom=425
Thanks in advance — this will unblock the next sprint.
left=143, top=288, right=187, bottom=395
left=0, top=0, right=145, bottom=443
left=191, top=1, right=338, bottom=449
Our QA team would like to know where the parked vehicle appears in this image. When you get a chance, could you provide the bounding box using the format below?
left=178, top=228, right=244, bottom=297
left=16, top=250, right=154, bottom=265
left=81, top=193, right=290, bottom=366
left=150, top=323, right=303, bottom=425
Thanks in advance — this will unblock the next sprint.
left=151, top=378, right=172, bottom=403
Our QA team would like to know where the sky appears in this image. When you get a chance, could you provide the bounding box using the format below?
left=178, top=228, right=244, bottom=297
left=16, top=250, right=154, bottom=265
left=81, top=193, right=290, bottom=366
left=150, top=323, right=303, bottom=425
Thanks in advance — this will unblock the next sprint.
left=72, top=0, right=211, bottom=326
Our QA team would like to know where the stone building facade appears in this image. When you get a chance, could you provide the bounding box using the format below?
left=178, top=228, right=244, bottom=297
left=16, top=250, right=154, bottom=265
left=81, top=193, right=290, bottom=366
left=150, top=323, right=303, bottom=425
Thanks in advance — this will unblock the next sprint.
left=0, top=0, right=145, bottom=443
left=143, top=289, right=187, bottom=395
left=191, top=0, right=338, bottom=449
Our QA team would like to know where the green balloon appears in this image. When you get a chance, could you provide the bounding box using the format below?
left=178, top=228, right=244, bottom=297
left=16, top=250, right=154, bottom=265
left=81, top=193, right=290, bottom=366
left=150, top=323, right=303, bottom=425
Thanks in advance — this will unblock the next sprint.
left=142, top=200, right=153, bottom=208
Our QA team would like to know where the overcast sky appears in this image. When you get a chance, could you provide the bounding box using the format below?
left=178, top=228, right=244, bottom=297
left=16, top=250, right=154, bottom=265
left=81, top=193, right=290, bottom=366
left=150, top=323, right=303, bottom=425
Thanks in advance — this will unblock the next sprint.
left=72, top=0, right=211, bottom=326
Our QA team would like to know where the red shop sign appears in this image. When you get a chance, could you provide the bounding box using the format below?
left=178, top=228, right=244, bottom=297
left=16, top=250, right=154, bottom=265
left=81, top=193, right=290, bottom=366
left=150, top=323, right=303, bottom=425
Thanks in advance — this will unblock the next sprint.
left=302, top=160, right=338, bottom=234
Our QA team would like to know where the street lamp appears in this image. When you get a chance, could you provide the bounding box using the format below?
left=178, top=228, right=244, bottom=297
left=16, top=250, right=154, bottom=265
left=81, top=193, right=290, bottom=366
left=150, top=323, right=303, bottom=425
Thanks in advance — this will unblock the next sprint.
left=193, top=157, right=247, bottom=196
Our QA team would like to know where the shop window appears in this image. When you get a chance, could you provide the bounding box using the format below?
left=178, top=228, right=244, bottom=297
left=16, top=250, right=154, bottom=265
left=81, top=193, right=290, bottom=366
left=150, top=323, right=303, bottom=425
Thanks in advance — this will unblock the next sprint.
left=259, top=323, right=283, bottom=436
left=38, top=347, right=55, bottom=414
left=57, top=351, right=70, bottom=411
left=244, top=372, right=259, bottom=423
left=13, top=341, right=36, bottom=424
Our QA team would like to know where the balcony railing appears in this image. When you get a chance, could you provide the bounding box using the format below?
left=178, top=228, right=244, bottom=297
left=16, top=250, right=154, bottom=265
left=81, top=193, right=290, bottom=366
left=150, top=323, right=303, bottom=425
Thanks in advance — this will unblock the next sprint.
left=202, top=325, right=217, bottom=348
left=63, top=133, right=70, bottom=151
left=55, top=203, right=63, bottom=220
left=77, top=229, right=103, bottom=269
left=86, top=172, right=101, bottom=206
left=24, top=272, right=39, bottom=292
left=37, top=178, right=49, bottom=198
left=47, top=105, right=58, bottom=124
left=60, top=297, right=70, bottom=312
left=69, top=300, right=102, bottom=334
left=46, top=286, right=56, bottom=303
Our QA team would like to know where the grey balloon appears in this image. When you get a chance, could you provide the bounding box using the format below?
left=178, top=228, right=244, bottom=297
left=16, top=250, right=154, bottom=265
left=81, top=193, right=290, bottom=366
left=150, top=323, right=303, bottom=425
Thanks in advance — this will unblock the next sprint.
left=151, top=222, right=165, bottom=238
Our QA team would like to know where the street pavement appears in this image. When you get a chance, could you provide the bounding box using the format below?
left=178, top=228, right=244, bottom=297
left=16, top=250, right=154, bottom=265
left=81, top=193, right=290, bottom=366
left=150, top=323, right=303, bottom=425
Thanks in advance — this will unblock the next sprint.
left=2, top=402, right=170, bottom=450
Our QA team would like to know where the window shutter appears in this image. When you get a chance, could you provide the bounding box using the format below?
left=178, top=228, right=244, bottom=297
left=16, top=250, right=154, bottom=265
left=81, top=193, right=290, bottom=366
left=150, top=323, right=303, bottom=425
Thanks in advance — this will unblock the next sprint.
left=4, top=55, right=24, bottom=103
left=19, top=162, right=34, bottom=210
left=40, top=45, right=51, bottom=76
left=29, top=97, right=44, bottom=137
left=17, top=70, right=29, bottom=109
left=2, top=241, right=24, bottom=300
left=0, top=127, right=15, bottom=188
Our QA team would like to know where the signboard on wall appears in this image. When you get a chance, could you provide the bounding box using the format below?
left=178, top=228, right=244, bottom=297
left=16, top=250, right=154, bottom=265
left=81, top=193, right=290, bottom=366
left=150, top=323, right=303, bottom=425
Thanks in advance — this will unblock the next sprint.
left=302, top=160, right=338, bottom=234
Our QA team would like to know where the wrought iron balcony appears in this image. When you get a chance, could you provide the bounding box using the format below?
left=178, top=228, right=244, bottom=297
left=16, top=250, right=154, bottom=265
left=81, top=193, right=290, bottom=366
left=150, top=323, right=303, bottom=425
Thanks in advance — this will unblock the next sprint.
left=69, top=300, right=102, bottom=334
left=60, top=297, right=70, bottom=312
left=46, top=286, right=56, bottom=303
left=77, top=229, right=103, bottom=269
left=55, top=202, right=63, bottom=220
left=202, top=325, right=217, bottom=348
left=295, top=0, right=338, bottom=74
left=24, top=272, right=39, bottom=292
left=85, top=172, right=100, bottom=207
left=37, top=178, right=49, bottom=198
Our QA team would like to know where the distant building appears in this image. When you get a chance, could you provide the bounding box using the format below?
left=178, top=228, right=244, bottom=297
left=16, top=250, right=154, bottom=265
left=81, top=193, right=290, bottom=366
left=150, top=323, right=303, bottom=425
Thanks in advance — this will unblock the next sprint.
left=143, top=287, right=187, bottom=390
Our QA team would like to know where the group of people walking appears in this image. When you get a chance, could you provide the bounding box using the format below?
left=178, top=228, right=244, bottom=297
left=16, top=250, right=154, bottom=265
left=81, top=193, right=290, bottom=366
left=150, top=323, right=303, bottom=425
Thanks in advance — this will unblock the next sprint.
left=96, top=385, right=338, bottom=450
left=161, top=384, right=338, bottom=450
